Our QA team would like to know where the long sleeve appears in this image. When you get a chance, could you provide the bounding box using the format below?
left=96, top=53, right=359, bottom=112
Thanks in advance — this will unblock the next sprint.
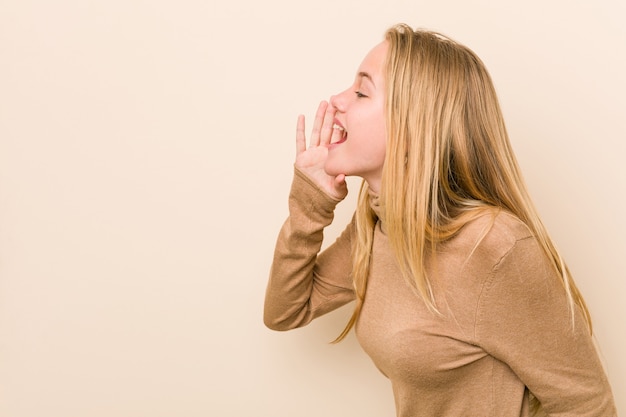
left=475, top=236, right=617, bottom=416
left=263, top=167, right=356, bottom=331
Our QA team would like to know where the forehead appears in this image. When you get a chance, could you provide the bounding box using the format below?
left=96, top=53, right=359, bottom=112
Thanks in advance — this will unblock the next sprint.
left=357, top=41, right=388, bottom=81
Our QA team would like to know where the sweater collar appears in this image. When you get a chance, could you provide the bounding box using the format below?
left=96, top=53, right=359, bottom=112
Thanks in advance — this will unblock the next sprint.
left=368, top=189, right=382, bottom=219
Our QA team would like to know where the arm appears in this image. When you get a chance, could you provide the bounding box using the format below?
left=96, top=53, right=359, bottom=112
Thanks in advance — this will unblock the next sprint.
left=264, top=101, right=354, bottom=331
left=476, top=237, right=617, bottom=416
left=263, top=168, right=355, bottom=330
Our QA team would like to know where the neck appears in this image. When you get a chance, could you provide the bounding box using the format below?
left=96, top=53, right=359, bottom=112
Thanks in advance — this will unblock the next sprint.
left=364, top=176, right=381, bottom=194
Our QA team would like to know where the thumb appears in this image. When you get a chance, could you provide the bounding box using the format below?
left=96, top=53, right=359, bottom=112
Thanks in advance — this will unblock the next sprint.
left=333, top=174, right=348, bottom=195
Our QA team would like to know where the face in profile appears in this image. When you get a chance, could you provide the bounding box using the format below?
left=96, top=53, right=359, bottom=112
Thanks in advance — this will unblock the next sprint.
left=325, top=41, right=388, bottom=192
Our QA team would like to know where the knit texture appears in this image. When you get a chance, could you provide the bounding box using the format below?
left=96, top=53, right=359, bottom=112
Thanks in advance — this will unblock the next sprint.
left=264, top=168, right=617, bottom=416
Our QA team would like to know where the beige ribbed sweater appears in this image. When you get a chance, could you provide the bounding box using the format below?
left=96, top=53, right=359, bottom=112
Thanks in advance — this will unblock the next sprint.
left=264, top=168, right=617, bottom=417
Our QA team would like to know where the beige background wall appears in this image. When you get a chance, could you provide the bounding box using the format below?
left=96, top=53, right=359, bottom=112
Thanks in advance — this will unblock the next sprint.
left=1, top=0, right=624, bottom=416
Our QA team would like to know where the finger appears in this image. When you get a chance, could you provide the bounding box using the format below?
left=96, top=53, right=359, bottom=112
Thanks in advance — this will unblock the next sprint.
left=296, top=115, right=306, bottom=156
left=310, top=101, right=328, bottom=147
left=319, top=103, right=336, bottom=146
left=334, top=174, right=346, bottom=187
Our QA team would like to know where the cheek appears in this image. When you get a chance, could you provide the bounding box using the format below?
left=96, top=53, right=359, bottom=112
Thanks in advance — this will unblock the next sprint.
left=373, top=117, right=387, bottom=151
left=371, top=104, right=386, bottom=140
left=363, top=125, right=387, bottom=164
left=375, top=136, right=387, bottom=162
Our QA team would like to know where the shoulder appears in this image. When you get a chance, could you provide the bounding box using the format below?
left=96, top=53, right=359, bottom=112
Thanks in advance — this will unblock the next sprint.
left=449, top=209, right=536, bottom=270
left=462, top=211, right=559, bottom=306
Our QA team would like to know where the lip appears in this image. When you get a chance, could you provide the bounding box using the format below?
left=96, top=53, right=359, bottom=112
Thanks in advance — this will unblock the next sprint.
left=333, top=118, right=345, bottom=130
left=329, top=118, right=348, bottom=148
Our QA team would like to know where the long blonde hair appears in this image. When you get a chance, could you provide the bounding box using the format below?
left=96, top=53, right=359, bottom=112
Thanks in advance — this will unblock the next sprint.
left=334, top=24, right=591, bottom=345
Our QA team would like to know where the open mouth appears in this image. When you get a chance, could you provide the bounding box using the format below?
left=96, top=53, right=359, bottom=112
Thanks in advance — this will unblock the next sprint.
left=331, top=123, right=348, bottom=145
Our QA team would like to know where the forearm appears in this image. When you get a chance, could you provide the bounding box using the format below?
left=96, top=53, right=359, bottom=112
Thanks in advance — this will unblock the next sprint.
left=264, top=168, right=354, bottom=330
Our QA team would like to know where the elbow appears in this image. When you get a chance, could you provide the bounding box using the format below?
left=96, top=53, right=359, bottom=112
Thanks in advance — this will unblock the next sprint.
left=263, top=309, right=293, bottom=331
left=263, top=315, right=286, bottom=331
left=263, top=305, right=306, bottom=331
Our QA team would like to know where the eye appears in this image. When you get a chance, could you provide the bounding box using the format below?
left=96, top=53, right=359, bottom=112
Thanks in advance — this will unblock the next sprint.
left=355, top=91, right=368, bottom=98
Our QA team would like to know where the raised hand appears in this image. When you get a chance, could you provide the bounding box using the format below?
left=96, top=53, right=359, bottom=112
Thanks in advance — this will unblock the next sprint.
left=295, top=101, right=348, bottom=201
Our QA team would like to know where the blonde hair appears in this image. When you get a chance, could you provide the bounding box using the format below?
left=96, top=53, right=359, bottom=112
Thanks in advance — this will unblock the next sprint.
left=334, top=24, right=591, bottom=344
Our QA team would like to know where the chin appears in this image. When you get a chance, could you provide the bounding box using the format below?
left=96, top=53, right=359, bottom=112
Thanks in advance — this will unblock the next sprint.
left=324, top=161, right=339, bottom=176
left=323, top=161, right=342, bottom=177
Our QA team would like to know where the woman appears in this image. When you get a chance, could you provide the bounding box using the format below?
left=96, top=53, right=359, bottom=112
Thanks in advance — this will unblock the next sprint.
left=264, top=24, right=616, bottom=416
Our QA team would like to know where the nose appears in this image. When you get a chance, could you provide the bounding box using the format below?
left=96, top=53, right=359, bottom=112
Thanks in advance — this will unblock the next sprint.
left=330, top=88, right=350, bottom=113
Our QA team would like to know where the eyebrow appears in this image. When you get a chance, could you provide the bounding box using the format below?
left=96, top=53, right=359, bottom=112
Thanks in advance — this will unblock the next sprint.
left=357, top=71, right=375, bottom=87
